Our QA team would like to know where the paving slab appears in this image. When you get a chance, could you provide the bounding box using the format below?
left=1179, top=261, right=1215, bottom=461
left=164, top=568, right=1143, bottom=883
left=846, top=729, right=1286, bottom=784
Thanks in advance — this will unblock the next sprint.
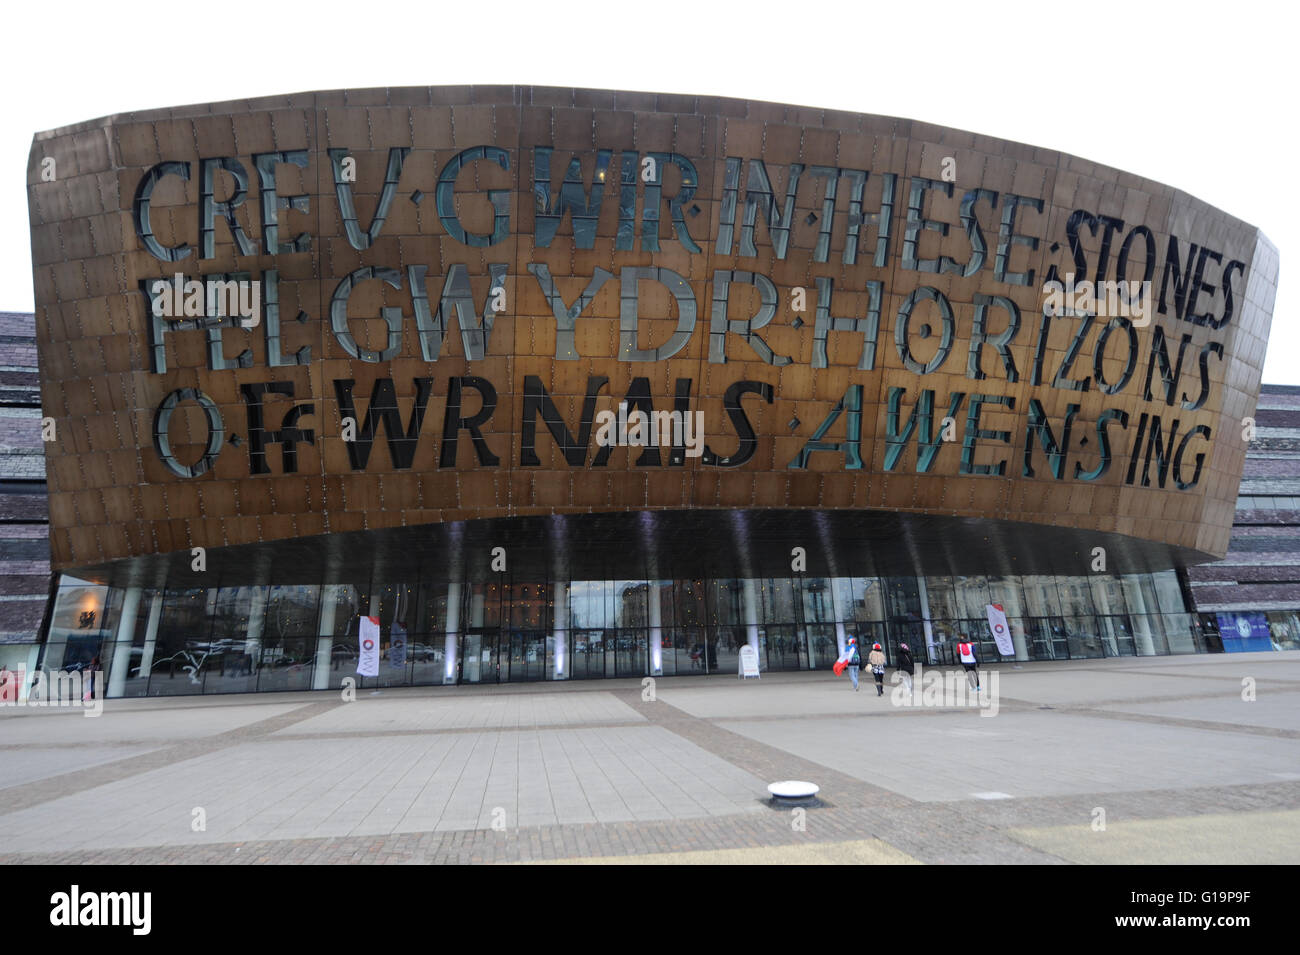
left=1094, top=691, right=1300, bottom=733
left=0, top=745, right=162, bottom=789
left=272, top=691, right=643, bottom=735
left=715, top=710, right=1300, bottom=802
left=0, top=725, right=766, bottom=851
left=0, top=703, right=304, bottom=745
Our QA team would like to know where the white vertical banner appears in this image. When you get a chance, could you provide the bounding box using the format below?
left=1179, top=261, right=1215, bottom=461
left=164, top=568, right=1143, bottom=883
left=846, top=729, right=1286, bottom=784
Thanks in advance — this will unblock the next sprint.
left=357, top=615, right=380, bottom=677
left=986, top=603, right=1014, bottom=657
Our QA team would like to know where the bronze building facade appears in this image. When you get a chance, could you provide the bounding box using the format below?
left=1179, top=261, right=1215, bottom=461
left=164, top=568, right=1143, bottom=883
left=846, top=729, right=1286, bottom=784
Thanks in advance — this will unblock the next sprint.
left=21, top=86, right=1278, bottom=695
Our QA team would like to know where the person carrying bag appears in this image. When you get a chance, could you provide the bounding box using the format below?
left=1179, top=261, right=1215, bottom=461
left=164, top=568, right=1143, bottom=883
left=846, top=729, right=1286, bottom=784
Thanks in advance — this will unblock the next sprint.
left=867, top=642, right=887, bottom=696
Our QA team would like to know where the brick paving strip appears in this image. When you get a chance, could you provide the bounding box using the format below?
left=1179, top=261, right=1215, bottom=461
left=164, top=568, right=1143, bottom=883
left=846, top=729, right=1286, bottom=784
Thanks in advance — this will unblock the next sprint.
left=1058, top=685, right=1300, bottom=712
left=2, top=780, right=1296, bottom=865
left=607, top=687, right=912, bottom=807
left=1060, top=705, right=1300, bottom=740
left=1091, top=663, right=1300, bottom=680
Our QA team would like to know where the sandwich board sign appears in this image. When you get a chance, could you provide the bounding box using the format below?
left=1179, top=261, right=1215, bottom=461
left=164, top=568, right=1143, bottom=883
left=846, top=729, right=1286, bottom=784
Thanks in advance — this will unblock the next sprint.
left=738, top=645, right=760, bottom=680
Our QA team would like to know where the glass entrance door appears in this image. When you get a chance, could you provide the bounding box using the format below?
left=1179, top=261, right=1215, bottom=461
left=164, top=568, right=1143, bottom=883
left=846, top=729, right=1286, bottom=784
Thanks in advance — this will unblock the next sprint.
left=460, top=628, right=500, bottom=684
left=767, top=625, right=801, bottom=671
left=807, top=624, right=840, bottom=669
left=612, top=630, right=647, bottom=677
left=570, top=630, right=605, bottom=679
left=503, top=630, right=546, bottom=682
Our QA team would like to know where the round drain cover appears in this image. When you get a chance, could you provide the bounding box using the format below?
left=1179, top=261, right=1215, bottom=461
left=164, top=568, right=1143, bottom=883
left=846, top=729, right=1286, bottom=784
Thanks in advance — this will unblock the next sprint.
left=767, top=780, right=820, bottom=799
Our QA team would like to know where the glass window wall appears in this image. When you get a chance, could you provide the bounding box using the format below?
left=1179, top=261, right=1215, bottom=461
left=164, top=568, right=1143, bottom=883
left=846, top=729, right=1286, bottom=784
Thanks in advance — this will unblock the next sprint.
left=49, top=557, right=1259, bottom=697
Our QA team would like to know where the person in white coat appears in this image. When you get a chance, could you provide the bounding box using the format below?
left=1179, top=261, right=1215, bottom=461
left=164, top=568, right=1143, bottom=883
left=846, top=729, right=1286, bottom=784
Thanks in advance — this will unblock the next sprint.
left=867, top=642, right=887, bottom=696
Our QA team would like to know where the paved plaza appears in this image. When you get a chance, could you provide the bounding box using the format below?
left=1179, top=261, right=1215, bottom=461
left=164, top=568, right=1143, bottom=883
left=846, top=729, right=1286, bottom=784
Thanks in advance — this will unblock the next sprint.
left=1, top=652, right=1297, bottom=864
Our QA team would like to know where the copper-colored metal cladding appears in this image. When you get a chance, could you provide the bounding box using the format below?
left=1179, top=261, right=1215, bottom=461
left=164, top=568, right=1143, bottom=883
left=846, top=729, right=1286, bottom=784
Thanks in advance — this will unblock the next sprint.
left=25, top=86, right=1278, bottom=579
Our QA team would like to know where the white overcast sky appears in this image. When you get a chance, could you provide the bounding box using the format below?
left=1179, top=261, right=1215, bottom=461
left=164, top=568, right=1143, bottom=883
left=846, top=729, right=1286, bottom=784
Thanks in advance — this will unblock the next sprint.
left=2, top=0, right=1294, bottom=380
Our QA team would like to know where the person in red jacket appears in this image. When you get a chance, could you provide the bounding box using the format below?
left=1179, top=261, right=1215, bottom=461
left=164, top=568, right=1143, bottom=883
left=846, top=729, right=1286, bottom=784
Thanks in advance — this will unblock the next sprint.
left=957, top=634, right=980, bottom=692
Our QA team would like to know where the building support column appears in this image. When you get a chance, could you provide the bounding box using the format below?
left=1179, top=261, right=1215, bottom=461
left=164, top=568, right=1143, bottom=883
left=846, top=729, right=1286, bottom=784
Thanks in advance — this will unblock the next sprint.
left=741, top=578, right=761, bottom=656
left=917, top=576, right=937, bottom=664
left=107, top=587, right=142, bottom=699
left=1092, top=580, right=1118, bottom=656
left=552, top=580, right=569, bottom=680
left=1127, top=579, right=1157, bottom=656
left=244, top=587, right=269, bottom=681
left=648, top=582, right=663, bottom=676
left=443, top=582, right=461, bottom=684
left=137, top=592, right=163, bottom=688
left=462, top=587, right=486, bottom=682
left=313, top=585, right=338, bottom=690
left=831, top=580, right=849, bottom=661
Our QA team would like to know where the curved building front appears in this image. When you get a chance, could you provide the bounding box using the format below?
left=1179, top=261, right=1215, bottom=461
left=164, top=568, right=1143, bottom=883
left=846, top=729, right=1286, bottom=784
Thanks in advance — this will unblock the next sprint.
left=23, top=86, right=1278, bottom=695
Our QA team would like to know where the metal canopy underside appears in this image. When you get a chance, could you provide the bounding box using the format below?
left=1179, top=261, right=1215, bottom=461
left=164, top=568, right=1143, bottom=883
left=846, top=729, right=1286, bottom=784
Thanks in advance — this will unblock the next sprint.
left=65, top=508, right=1208, bottom=589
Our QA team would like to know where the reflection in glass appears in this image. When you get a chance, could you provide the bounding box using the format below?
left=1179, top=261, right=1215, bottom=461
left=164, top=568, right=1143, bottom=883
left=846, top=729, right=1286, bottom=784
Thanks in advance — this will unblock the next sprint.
left=54, top=564, right=1217, bottom=695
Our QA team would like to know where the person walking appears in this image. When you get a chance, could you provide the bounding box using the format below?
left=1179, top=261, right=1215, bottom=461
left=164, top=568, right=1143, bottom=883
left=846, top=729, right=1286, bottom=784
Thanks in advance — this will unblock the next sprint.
left=897, top=642, right=915, bottom=695
left=957, top=634, right=981, bottom=691
left=868, top=642, right=887, bottom=696
left=84, top=654, right=101, bottom=702
left=843, top=636, right=862, bottom=691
